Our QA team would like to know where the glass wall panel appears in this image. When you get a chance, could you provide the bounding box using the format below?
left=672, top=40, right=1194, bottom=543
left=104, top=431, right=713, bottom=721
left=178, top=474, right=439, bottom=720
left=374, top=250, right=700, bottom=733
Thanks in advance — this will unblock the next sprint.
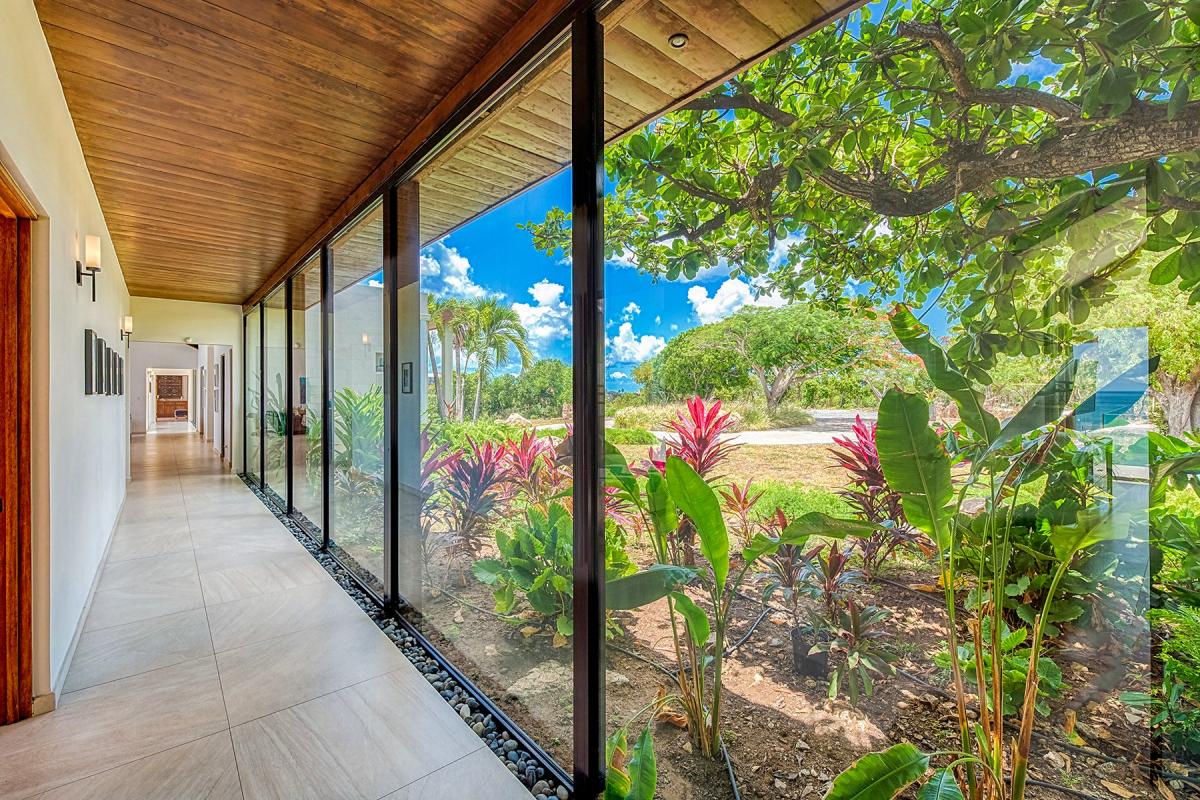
left=330, top=201, right=386, bottom=590
left=403, top=36, right=575, bottom=780
left=293, top=255, right=323, bottom=535
left=583, top=1, right=1189, bottom=798
left=244, top=305, right=261, bottom=482
left=263, top=286, right=288, bottom=505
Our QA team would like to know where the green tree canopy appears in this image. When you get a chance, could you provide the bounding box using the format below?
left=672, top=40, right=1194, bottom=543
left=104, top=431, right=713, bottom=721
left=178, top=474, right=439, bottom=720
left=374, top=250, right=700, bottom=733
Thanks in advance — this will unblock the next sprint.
left=652, top=304, right=899, bottom=412
left=526, top=0, right=1200, bottom=377
left=485, top=358, right=573, bottom=419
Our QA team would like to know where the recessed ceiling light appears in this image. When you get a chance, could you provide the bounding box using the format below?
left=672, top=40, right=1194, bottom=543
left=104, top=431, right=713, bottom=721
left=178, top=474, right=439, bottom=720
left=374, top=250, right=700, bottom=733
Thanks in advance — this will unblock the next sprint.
left=668, top=32, right=689, bottom=49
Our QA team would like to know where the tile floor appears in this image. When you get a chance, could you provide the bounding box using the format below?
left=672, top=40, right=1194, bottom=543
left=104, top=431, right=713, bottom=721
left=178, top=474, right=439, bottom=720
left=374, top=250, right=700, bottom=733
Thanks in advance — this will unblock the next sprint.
left=0, top=432, right=529, bottom=800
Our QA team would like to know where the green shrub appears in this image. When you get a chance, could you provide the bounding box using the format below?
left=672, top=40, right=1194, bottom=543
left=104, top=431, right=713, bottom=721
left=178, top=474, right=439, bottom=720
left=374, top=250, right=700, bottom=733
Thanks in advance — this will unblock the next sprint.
left=613, top=401, right=813, bottom=432
left=432, top=420, right=524, bottom=450
left=536, top=426, right=657, bottom=445
left=748, top=480, right=851, bottom=521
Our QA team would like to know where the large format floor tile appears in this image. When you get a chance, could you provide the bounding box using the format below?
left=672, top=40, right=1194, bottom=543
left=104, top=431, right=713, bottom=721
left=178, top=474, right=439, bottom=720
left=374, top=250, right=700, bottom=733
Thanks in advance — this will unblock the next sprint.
left=206, top=581, right=364, bottom=654
left=380, top=748, right=530, bottom=800
left=84, top=573, right=205, bottom=632
left=0, top=657, right=228, bottom=798
left=199, top=553, right=330, bottom=606
left=231, top=669, right=483, bottom=800
left=20, top=431, right=509, bottom=800
left=34, top=732, right=242, bottom=800
left=217, top=616, right=408, bottom=726
left=64, top=608, right=213, bottom=693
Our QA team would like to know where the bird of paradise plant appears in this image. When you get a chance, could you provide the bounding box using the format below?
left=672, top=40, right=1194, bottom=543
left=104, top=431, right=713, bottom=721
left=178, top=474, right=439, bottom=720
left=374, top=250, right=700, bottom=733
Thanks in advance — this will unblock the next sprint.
left=826, top=307, right=1154, bottom=800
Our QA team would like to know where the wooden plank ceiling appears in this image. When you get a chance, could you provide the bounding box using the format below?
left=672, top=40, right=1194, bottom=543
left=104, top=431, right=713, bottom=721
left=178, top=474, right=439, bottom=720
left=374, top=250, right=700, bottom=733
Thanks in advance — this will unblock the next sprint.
left=414, top=0, right=842, bottom=247
left=35, top=0, right=538, bottom=304
left=37, top=0, right=847, bottom=306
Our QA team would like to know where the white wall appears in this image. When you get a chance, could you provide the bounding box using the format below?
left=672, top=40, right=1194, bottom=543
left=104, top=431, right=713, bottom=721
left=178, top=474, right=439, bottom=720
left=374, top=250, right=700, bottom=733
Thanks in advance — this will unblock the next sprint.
left=1, top=0, right=132, bottom=699
left=129, top=296, right=243, bottom=470
left=127, top=341, right=200, bottom=433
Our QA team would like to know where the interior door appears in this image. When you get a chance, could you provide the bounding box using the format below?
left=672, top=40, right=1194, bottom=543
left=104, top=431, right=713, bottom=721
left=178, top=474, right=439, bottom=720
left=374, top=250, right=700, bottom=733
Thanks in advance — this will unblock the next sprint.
left=0, top=203, right=32, bottom=724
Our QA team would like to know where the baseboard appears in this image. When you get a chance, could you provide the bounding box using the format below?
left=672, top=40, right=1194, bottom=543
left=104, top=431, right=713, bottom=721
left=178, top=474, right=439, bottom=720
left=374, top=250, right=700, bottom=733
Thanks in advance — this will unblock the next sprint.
left=32, top=692, right=55, bottom=715
left=51, top=494, right=124, bottom=700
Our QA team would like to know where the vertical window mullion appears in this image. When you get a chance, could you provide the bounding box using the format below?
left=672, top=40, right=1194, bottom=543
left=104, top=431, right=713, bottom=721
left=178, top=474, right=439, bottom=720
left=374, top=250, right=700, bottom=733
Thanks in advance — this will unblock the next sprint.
left=382, top=183, right=400, bottom=609
left=259, top=303, right=266, bottom=487
left=321, top=245, right=333, bottom=551
left=285, top=278, right=295, bottom=514
left=571, top=8, right=605, bottom=798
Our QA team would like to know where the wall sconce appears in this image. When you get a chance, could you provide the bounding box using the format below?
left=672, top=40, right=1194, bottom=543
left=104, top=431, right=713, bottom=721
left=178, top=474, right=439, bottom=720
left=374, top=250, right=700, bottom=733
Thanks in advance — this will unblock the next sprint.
left=362, top=333, right=371, bottom=352
left=77, top=234, right=102, bottom=302
left=120, top=315, right=134, bottom=343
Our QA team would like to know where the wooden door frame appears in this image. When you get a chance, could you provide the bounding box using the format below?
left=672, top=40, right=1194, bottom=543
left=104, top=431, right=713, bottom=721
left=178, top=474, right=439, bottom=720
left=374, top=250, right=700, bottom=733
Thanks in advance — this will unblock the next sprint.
left=0, top=163, right=34, bottom=725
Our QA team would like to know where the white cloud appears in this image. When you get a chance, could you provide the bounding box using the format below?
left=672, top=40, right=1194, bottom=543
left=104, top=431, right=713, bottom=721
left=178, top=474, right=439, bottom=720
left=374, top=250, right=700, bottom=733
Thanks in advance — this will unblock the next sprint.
left=687, top=278, right=787, bottom=324
left=420, top=241, right=493, bottom=299
left=608, top=322, right=665, bottom=363
left=621, top=302, right=641, bottom=321
left=512, top=279, right=571, bottom=353
left=769, top=232, right=804, bottom=268
left=610, top=371, right=628, bottom=380
left=670, top=324, right=679, bottom=331
left=654, top=315, right=662, bottom=326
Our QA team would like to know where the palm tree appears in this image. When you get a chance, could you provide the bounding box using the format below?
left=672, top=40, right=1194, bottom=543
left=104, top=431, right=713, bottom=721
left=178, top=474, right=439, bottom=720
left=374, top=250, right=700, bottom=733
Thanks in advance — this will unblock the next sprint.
left=463, top=299, right=532, bottom=420
left=425, top=294, right=458, bottom=418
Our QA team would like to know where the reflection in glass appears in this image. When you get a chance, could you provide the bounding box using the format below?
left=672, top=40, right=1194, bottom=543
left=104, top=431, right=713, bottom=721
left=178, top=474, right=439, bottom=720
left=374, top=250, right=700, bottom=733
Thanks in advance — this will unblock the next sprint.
left=293, top=256, right=323, bottom=534
left=330, top=201, right=386, bottom=589
left=244, top=305, right=261, bottom=482
left=263, top=286, right=287, bottom=505
left=402, top=36, right=575, bottom=775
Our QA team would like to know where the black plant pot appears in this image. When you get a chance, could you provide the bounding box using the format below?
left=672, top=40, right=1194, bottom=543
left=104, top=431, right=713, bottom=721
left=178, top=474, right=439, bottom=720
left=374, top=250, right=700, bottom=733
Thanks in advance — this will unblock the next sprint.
left=791, top=626, right=829, bottom=678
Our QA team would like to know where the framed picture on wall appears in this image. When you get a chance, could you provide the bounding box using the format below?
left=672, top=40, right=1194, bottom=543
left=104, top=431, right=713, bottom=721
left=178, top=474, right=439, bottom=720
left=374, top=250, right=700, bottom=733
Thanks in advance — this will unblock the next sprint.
left=111, top=351, right=118, bottom=396
left=84, top=329, right=95, bottom=395
left=104, top=347, right=113, bottom=395
left=117, top=356, right=124, bottom=396
left=401, top=361, right=413, bottom=394
left=375, top=351, right=384, bottom=373
left=95, top=338, right=106, bottom=394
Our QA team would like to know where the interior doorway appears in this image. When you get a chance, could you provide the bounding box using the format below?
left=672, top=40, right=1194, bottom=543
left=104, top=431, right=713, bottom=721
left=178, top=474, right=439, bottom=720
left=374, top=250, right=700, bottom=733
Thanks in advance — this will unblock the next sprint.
left=1, top=165, right=34, bottom=724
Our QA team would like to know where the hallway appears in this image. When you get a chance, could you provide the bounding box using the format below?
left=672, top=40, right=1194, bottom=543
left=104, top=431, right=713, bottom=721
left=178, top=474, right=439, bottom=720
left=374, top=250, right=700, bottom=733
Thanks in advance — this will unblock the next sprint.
left=0, top=433, right=527, bottom=800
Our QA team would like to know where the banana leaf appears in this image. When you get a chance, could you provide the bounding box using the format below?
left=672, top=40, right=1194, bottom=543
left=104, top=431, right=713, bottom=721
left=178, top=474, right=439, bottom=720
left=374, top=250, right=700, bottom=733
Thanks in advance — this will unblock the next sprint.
left=666, top=456, right=729, bottom=593
left=876, top=389, right=955, bottom=552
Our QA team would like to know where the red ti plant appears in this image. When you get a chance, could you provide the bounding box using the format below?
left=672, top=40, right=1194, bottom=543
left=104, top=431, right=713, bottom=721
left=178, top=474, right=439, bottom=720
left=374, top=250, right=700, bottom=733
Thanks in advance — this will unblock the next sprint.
left=718, top=479, right=764, bottom=547
left=664, top=397, right=736, bottom=478
left=798, top=541, right=862, bottom=623
left=441, top=437, right=506, bottom=584
left=829, top=415, right=926, bottom=579
left=503, top=430, right=555, bottom=509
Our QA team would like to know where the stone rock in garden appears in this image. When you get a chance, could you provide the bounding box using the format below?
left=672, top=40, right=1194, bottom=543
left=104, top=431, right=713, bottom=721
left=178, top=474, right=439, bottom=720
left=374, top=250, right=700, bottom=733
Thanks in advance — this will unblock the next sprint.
left=606, top=670, right=631, bottom=687
left=504, top=413, right=531, bottom=425
left=505, top=661, right=571, bottom=699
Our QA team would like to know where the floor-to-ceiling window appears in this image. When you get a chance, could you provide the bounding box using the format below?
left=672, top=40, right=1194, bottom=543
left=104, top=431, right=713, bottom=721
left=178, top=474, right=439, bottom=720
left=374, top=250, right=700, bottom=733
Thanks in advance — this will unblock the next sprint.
left=292, top=254, right=323, bottom=536
left=244, top=305, right=261, bottom=483
left=263, top=286, right=288, bottom=506
left=394, top=33, right=576, bottom=778
left=235, top=2, right=1199, bottom=796
left=330, top=201, right=386, bottom=589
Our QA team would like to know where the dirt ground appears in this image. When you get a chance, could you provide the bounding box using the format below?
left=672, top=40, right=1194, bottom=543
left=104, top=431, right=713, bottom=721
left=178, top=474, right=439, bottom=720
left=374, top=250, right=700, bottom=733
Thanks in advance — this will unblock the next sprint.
left=408, top=539, right=1175, bottom=800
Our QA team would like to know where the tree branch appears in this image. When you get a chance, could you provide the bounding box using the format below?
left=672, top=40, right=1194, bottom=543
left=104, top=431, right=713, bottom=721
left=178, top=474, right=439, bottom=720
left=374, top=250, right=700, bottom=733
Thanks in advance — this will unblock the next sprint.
left=678, top=93, right=798, bottom=127
left=896, top=21, right=1082, bottom=121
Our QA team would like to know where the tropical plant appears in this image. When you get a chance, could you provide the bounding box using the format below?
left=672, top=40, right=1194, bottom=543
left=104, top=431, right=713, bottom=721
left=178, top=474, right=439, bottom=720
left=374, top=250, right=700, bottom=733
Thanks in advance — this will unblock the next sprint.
left=605, top=724, right=657, bottom=800
left=810, top=601, right=897, bottom=706
left=501, top=430, right=557, bottom=509
left=826, top=308, right=1148, bottom=800
left=799, top=541, right=862, bottom=623
left=463, top=298, right=533, bottom=421
left=718, top=479, right=764, bottom=548
left=662, top=396, right=736, bottom=478
left=440, top=437, right=506, bottom=583
left=604, top=447, right=876, bottom=758
left=829, top=415, right=926, bottom=579
left=934, top=619, right=1064, bottom=717
left=474, top=502, right=574, bottom=637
